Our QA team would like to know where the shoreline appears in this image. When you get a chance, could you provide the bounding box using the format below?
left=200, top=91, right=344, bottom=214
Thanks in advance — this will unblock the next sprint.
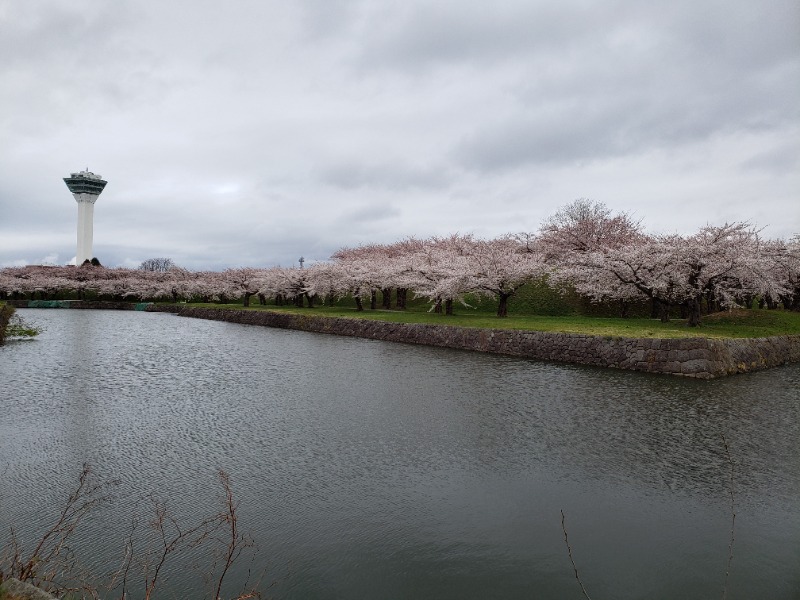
left=145, top=304, right=800, bottom=379
left=10, top=300, right=799, bottom=378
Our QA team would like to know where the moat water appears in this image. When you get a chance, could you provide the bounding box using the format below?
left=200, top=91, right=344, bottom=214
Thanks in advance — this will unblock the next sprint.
left=1, top=309, right=798, bottom=599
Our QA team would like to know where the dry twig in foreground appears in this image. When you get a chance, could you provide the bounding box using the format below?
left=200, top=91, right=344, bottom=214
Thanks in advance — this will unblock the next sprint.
left=560, top=509, right=592, bottom=600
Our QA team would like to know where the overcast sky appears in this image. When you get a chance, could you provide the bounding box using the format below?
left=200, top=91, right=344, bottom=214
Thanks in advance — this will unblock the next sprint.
left=1, top=0, right=798, bottom=270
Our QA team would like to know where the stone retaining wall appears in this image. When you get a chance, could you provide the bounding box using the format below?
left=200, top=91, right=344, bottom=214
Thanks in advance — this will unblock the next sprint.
left=147, top=305, right=800, bottom=379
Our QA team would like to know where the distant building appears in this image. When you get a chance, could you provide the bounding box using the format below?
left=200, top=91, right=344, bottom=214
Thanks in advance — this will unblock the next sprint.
left=63, top=170, right=107, bottom=264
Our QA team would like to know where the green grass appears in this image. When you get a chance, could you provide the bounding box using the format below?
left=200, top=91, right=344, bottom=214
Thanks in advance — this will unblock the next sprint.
left=0, top=582, right=25, bottom=600
left=177, top=302, right=800, bottom=339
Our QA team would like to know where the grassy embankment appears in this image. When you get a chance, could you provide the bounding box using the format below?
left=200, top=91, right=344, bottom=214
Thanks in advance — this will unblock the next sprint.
left=177, top=297, right=800, bottom=340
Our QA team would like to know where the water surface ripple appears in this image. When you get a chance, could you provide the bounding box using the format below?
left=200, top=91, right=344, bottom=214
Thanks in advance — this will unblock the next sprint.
left=1, top=309, right=798, bottom=599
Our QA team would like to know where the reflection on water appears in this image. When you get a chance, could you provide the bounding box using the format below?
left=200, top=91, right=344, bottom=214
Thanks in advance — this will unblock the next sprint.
left=1, top=309, right=798, bottom=599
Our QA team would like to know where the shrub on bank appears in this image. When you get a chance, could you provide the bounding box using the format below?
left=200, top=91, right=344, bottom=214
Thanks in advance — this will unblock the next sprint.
left=0, top=303, right=42, bottom=344
left=0, top=303, right=13, bottom=344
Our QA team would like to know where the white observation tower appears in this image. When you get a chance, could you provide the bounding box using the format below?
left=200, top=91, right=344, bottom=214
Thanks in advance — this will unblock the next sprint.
left=63, top=169, right=107, bottom=265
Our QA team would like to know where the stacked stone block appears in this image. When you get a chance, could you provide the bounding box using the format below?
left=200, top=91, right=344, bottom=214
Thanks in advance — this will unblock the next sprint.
left=148, top=306, right=800, bottom=379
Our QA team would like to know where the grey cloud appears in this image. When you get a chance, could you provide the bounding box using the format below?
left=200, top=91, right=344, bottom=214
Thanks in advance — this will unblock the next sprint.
left=0, top=184, right=72, bottom=226
left=0, top=2, right=133, bottom=66
left=297, top=0, right=360, bottom=41
left=336, top=203, right=401, bottom=225
left=318, top=161, right=452, bottom=191
left=454, top=75, right=797, bottom=173
left=335, top=0, right=799, bottom=173
left=452, top=8, right=800, bottom=173
left=1, top=0, right=798, bottom=269
left=739, top=142, right=800, bottom=173
left=346, top=0, right=800, bottom=77
left=348, top=1, right=611, bottom=72
left=0, top=2, right=178, bottom=139
left=452, top=103, right=630, bottom=171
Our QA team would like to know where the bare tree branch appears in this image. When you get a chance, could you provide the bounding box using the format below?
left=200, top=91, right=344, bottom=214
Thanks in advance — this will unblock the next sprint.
left=560, top=509, right=593, bottom=600
left=1, top=465, right=268, bottom=599
left=2, top=463, right=116, bottom=591
left=721, top=434, right=736, bottom=600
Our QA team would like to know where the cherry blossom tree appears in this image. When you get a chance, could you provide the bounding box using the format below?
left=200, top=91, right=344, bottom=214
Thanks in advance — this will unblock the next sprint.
left=766, top=236, right=800, bottom=311
left=329, top=245, right=392, bottom=311
left=303, top=262, right=343, bottom=306
left=568, top=223, right=789, bottom=326
left=138, top=258, right=176, bottom=272
left=0, top=205, right=793, bottom=326
left=394, top=234, right=545, bottom=317
left=403, top=235, right=475, bottom=315
left=256, top=266, right=310, bottom=307
left=539, top=198, right=643, bottom=256
left=575, top=235, right=682, bottom=321
left=386, top=237, right=428, bottom=309
left=785, top=236, right=800, bottom=311
left=222, top=268, right=264, bottom=307
left=536, top=199, right=645, bottom=317
left=673, top=223, right=786, bottom=326
left=465, top=236, right=547, bottom=317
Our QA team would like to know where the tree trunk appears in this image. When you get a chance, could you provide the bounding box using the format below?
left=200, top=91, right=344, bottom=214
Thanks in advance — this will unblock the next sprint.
left=497, top=293, right=511, bottom=317
left=258, top=293, right=266, bottom=305
left=619, top=300, right=629, bottom=318
left=355, top=296, right=364, bottom=311
left=397, top=288, right=407, bottom=309
left=370, top=289, right=377, bottom=310
left=434, top=297, right=442, bottom=314
left=650, top=298, right=660, bottom=319
left=445, top=298, right=453, bottom=315
left=705, top=290, right=716, bottom=314
left=687, top=297, right=702, bottom=327
left=243, top=292, right=251, bottom=307
left=679, top=303, right=688, bottom=319
left=657, top=300, right=671, bottom=323
left=382, top=288, right=392, bottom=309
left=305, top=293, right=314, bottom=308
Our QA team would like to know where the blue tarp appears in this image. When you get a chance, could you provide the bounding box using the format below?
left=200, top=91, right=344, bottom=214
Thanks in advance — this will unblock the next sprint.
left=27, top=300, right=73, bottom=308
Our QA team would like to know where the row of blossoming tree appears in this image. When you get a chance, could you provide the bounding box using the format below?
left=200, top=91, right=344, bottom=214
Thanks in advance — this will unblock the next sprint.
left=1, top=201, right=798, bottom=326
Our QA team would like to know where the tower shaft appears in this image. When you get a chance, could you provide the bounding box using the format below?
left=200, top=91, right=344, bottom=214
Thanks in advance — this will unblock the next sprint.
left=64, top=170, right=107, bottom=264
left=75, top=198, right=96, bottom=265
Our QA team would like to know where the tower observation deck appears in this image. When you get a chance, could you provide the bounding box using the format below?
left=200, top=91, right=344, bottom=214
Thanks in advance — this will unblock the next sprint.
left=64, top=170, right=107, bottom=265
left=64, top=170, right=108, bottom=196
